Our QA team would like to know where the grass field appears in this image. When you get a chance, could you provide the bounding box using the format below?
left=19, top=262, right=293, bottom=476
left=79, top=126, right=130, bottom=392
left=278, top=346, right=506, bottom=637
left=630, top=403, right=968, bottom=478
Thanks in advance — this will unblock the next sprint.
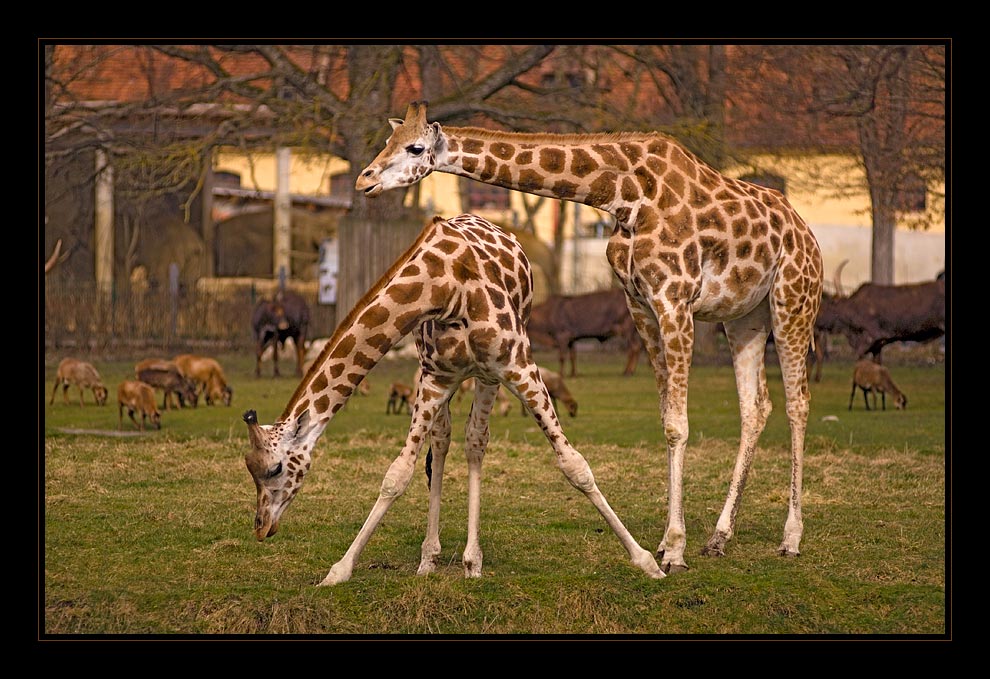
left=41, top=345, right=948, bottom=639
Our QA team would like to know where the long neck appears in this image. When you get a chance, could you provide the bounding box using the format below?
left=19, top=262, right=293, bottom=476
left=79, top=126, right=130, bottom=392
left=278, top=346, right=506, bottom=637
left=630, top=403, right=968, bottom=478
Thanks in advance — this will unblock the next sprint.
left=278, top=222, right=440, bottom=428
left=439, top=126, right=681, bottom=215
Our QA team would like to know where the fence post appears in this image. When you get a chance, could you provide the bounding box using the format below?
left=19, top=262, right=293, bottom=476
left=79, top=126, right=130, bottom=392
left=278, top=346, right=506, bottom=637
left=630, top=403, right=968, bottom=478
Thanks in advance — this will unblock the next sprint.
left=168, top=263, right=179, bottom=349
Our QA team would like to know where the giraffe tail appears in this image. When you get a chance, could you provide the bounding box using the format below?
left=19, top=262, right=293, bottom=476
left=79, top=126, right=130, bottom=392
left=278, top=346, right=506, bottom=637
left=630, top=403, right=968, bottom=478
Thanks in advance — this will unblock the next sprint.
left=425, top=446, right=433, bottom=490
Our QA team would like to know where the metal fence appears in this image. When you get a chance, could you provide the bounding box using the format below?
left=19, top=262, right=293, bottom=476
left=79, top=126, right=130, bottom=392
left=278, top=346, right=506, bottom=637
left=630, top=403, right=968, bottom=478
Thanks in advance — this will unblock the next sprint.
left=44, top=280, right=337, bottom=354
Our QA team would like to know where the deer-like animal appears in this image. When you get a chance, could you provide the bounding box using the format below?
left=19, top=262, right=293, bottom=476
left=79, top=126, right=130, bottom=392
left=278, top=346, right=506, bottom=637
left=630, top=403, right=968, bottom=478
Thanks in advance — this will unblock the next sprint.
left=117, top=380, right=162, bottom=430
left=49, top=357, right=108, bottom=407
left=848, top=359, right=907, bottom=411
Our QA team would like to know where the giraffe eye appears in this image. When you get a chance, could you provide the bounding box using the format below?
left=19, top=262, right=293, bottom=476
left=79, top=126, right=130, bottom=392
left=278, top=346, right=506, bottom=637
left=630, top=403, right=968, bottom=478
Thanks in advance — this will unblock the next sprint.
left=266, top=462, right=283, bottom=479
left=406, top=144, right=425, bottom=156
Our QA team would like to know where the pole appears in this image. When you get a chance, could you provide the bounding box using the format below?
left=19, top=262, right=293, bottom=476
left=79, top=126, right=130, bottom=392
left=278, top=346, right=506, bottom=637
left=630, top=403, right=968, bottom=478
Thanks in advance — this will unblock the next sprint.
left=274, top=147, right=291, bottom=277
left=94, top=148, right=114, bottom=296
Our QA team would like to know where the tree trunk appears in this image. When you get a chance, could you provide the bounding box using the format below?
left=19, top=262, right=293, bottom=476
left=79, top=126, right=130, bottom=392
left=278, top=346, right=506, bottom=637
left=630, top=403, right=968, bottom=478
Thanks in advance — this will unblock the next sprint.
left=870, top=195, right=897, bottom=285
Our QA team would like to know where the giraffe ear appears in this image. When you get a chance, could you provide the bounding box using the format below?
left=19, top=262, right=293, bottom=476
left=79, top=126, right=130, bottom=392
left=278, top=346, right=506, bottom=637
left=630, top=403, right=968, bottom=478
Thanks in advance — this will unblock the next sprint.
left=431, top=122, right=445, bottom=151
left=292, top=410, right=312, bottom=440
left=388, top=118, right=403, bottom=130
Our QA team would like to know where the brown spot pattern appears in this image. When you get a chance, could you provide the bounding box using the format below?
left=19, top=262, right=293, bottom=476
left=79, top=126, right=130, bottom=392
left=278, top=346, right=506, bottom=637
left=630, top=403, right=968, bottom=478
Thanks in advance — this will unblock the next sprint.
left=682, top=242, right=700, bottom=277
left=539, top=148, right=566, bottom=173
left=311, top=373, right=328, bottom=393
left=588, top=172, right=617, bottom=205
left=519, top=169, right=545, bottom=192
left=466, top=288, right=490, bottom=321
left=359, top=305, right=389, bottom=330
left=491, top=142, right=515, bottom=159
left=480, top=157, right=498, bottom=181
left=621, top=176, right=639, bottom=202
left=635, top=166, right=657, bottom=199
left=552, top=180, right=578, bottom=199
left=591, top=144, right=629, bottom=172
left=452, top=252, right=480, bottom=283
left=422, top=251, right=446, bottom=278
left=387, top=281, right=424, bottom=305
left=570, top=148, right=598, bottom=177
left=330, top=334, right=356, bottom=359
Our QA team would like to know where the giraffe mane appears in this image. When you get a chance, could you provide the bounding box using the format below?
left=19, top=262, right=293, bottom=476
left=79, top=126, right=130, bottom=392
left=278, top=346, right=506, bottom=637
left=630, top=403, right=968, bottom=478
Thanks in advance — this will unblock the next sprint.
left=278, top=215, right=444, bottom=421
left=447, top=126, right=671, bottom=146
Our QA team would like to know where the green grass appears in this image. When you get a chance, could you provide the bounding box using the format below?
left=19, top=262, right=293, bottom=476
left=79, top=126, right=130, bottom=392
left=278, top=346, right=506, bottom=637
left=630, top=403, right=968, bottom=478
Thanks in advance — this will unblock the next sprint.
left=42, top=347, right=947, bottom=637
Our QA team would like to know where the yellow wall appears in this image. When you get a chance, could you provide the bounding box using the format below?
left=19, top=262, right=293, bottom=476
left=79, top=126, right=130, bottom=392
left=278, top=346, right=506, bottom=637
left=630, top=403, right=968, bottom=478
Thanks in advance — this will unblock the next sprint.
left=215, top=149, right=349, bottom=194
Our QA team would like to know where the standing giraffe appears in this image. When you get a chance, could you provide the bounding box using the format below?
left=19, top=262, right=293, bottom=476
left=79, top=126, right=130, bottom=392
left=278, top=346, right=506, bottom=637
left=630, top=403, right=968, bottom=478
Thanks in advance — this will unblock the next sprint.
left=243, top=214, right=664, bottom=585
left=356, top=101, right=824, bottom=573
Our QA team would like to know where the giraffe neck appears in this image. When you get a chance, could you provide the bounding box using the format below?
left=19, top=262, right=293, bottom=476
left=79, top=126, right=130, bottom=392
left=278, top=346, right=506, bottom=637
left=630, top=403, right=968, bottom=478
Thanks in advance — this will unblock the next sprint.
left=438, top=126, right=684, bottom=217
left=278, top=222, right=441, bottom=430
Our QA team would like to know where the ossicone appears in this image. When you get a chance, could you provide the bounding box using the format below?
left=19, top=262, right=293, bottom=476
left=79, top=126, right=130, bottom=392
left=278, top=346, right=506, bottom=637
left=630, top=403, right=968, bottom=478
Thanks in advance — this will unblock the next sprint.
left=243, top=410, right=258, bottom=425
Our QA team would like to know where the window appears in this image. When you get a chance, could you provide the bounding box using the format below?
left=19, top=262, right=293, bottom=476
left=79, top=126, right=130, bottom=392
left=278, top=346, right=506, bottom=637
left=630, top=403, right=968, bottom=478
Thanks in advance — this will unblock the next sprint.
left=895, top=173, right=927, bottom=212
left=739, top=172, right=786, bottom=194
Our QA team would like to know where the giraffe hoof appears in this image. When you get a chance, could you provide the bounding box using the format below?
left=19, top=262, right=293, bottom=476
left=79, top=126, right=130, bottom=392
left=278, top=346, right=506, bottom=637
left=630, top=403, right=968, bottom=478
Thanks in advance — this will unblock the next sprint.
left=777, top=547, right=801, bottom=558
left=661, top=562, right=690, bottom=575
left=700, top=544, right=725, bottom=557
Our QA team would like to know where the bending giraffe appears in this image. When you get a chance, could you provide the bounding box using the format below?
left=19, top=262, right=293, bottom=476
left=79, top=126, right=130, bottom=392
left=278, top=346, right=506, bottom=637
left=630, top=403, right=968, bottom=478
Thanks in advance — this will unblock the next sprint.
left=243, top=214, right=664, bottom=585
left=356, top=101, right=824, bottom=572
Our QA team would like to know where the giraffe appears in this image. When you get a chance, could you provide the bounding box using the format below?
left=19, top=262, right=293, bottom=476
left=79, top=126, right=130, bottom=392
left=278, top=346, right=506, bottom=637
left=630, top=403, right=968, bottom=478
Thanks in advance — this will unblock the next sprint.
left=243, top=213, right=664, bottom=585
left=356, top=101, right=824, bottom=573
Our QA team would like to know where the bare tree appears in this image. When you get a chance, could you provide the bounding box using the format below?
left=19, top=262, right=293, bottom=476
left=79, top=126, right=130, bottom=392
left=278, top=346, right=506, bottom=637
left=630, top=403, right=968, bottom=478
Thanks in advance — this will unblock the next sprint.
left=735, top=44, right=946, bottom=285
left=45, top=45, right=561, bottom=302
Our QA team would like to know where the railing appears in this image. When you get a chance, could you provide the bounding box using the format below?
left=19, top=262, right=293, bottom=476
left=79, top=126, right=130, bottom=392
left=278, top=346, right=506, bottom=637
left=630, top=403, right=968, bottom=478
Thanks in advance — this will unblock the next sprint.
left=43, top=280, right=337, bottom=353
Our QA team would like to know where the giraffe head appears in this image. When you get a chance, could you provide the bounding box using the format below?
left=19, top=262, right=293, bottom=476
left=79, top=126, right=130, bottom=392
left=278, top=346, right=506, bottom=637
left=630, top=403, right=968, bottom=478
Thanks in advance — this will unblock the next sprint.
left=356, top=100, right=444, bottom=197
left=243, top=409, right=319, bottom=541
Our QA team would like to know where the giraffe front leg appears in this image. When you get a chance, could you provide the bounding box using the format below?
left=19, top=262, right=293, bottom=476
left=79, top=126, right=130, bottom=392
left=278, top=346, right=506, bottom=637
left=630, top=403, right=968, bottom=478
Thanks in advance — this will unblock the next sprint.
left=418, top=400, right=452, bottom=576
left=512, top=370, right=664, bottom=580
left=320, top=390, right=446, bottom=586
left=652, top=305, right=694, bottom=574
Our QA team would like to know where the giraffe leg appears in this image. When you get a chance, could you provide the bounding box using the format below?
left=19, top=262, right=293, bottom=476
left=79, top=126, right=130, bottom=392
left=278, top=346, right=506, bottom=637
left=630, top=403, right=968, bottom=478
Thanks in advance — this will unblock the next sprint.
left=624, top=296, right=685, bottom=570
left=458, top=380, right=498, bottom=577
left=418, top=394, right=452, bottom=576
left=651, top=305, right=695, bottom=574
left=506, top=365, right=664, bottom=579
left=703, top=302, right=773, bottom=557
left=321, top=381, right=453, bottom=586
left=770, top=283, right=818, bottom=558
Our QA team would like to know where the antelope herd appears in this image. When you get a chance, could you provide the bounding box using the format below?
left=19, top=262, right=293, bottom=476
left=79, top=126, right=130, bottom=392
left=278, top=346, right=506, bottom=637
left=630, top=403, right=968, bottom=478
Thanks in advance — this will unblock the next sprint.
left=48, top=353, right=234, bottom=431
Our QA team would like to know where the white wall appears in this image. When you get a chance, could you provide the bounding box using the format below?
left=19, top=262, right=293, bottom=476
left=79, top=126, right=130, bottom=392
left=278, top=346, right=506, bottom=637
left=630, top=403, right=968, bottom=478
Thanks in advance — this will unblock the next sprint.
left=811, top=224, right=945, bottom=292
left=558, top=224, right=946, bottom=296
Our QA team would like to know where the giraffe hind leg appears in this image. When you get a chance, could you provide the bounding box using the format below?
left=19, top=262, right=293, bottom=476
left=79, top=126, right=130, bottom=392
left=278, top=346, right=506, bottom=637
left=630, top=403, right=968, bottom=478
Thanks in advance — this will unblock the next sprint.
left=461, top=380, right=499, bottom=577
left=703, top=303, right=773, bottom=558
left=769, top=286, right=818, bottom=558
left=418, top=395, right=452, bottom=576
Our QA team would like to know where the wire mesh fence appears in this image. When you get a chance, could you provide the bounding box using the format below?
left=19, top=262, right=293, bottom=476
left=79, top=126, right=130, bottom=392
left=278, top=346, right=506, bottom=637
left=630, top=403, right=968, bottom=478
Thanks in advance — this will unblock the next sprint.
left=43, top=280, right=337, bottom=355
